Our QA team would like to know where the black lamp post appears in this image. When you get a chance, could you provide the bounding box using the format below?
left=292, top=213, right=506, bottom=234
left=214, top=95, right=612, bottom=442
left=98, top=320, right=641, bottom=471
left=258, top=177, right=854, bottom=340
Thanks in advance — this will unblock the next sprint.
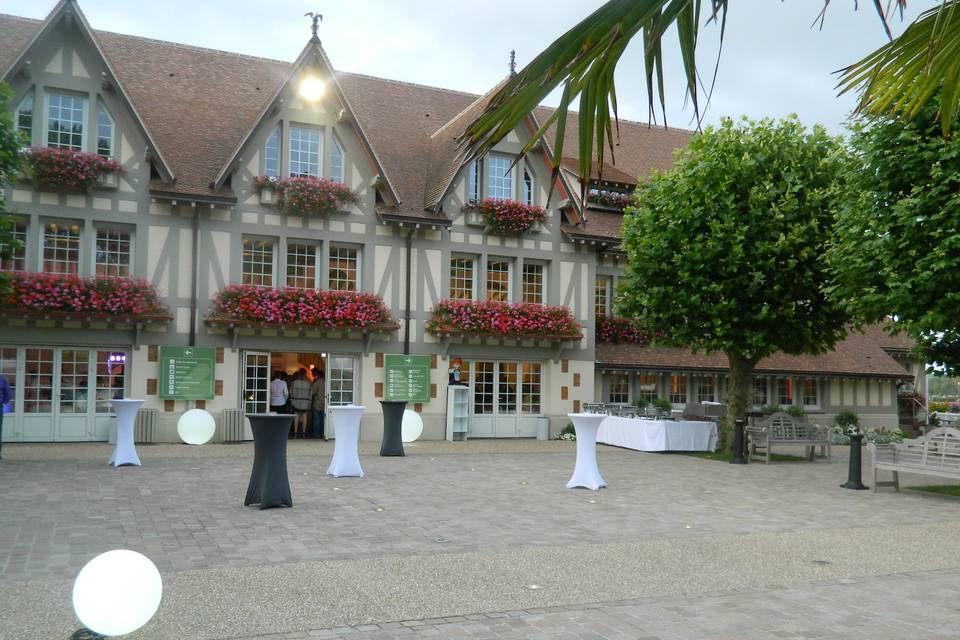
left=730, top=417, right=747, bottom=464
left=841, top=428, right=869, bottom=490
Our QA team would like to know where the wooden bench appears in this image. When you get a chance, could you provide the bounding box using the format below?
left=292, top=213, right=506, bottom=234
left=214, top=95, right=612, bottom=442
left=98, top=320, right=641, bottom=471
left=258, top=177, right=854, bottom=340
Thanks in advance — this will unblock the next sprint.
left=747, top=411, right=831, bottom=464
left=868, top=427, right=960, bottom=492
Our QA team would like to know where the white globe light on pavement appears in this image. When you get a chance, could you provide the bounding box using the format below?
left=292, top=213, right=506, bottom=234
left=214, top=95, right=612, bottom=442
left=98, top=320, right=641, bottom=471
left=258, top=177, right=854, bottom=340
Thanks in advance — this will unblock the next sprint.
left=401, top=409, right=423, bottom=443
left=73, top=550, right=163, bottom=636
left=177, top=409, right=216, bottom=445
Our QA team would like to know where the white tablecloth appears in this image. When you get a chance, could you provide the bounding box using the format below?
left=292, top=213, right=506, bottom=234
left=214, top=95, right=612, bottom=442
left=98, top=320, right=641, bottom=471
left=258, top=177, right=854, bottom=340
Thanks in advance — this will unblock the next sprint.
left=327, top=405, right=366, bottom=477
left=597, top=417, right=717, bottom=452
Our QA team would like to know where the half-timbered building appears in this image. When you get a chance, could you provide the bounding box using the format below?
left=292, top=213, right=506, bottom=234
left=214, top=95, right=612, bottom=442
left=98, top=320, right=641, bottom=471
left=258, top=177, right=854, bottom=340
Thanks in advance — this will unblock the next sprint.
left=0, top=1, right=924, bottom=443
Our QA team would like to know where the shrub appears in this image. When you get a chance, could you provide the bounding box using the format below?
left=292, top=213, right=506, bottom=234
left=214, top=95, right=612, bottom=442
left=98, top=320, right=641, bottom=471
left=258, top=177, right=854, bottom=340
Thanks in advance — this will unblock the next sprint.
left=24, top=147, right=121, bottom=190
left=831, top=426, right=905, bottom=445
left=634, top=398, right=650, bottom=409
left=786, top=406, right=806, bottom=418
left=651, top=398, right=673, bottom=412
left=834, top=409, right=860, bottom=430
left=929, top=401, right=950, bottom=413
left=760, top=405, right=783, bottom=415
left=554, top=423, right=576, bottom=441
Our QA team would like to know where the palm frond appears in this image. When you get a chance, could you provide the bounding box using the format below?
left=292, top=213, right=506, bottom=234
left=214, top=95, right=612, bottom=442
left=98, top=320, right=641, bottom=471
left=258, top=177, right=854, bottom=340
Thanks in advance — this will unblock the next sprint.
left=839, top=0, right=960, bottom=136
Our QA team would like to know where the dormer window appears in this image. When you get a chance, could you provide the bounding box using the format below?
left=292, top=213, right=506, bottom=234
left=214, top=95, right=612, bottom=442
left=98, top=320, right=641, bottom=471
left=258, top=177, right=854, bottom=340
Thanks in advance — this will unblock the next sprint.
left=487, top=153, right=513, bottom=199
left=264, top=125, right=280, bottom=178
left=289, top=125, right=321, bottom=177
left=15, top=91, right=33, bottom=144
left=46, top=92, right=86, bottom=151
left=331, top=137, right=344, bottom=183
left=96, top=101, right=113, bottom=159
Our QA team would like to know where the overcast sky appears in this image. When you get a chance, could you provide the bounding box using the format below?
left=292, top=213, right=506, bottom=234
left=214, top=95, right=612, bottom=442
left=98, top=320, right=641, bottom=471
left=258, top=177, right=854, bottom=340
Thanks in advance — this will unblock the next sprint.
left=5, top=0, right=939, bottom=134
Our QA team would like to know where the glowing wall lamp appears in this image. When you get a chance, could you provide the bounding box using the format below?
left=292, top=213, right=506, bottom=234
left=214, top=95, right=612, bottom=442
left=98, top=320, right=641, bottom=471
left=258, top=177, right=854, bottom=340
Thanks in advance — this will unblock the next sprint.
left=298, top=76, right=325, bottom=102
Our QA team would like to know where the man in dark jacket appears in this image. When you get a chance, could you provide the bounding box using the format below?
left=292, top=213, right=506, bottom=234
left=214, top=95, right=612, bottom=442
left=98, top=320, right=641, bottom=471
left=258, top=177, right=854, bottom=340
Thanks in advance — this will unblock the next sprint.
left=0, top=373, right=10, bottom=459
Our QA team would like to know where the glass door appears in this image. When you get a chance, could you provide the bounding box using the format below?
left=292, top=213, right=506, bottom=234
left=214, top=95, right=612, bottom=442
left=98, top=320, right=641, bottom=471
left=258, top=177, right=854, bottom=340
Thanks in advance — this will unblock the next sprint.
left=21, top=348, right=55, bottom=440
left=470, top=361, right=495, bottom=437
left=0, top=348, right=17, bottom=443
left=494, top=362, right=519, bottom=437
left=326, top=355, right=356, bottom=439
left=243, top=352, right=270, bottom=414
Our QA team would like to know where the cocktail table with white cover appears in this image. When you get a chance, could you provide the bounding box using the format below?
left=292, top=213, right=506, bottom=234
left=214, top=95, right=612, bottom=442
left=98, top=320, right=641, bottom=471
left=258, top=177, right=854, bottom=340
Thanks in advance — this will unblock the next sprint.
left=327, top=405, right=366, bottom=477
left=566, top=413, right=607, bottom=490
left=597, top=417, right=717, bottom=452
left=108, top=398, right=145, bottom=467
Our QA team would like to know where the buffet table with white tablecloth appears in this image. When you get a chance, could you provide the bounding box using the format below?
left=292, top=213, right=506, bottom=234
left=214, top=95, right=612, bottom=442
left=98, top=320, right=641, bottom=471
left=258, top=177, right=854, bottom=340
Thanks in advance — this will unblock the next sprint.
left=597, top=416, right=718, bottom=452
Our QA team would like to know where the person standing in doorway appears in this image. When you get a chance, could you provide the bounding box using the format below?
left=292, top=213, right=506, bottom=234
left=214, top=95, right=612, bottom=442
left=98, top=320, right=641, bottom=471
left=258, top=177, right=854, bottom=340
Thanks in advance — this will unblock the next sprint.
left=0, top=373, right=10, bottom=459
left=289, top=368, right=312, bottom=438
left=269, top=371, right=288, bottom=414
left=309, top=370, right=326, bottom=439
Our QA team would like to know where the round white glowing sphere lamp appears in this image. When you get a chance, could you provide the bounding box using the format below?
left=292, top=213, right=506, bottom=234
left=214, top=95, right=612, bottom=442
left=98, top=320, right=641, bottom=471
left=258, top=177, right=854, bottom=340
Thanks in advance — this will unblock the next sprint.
left=299, top=76, right=325, bottom=102
left=401, top=409, right=423, bottom=443
left=72, top=550, right=163, bottom=636
left=177, top=409, right=216, bottom=445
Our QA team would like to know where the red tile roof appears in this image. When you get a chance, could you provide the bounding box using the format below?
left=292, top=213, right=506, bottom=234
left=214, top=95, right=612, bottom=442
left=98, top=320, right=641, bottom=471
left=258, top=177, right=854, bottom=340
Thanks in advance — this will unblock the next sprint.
left=0, top=10, right=692, bottom=219
left=595, top=328, right=913, bottom=379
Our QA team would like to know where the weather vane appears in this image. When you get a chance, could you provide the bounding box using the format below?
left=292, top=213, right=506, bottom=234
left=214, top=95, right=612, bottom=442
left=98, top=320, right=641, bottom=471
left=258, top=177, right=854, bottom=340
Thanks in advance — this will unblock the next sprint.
left=305, top=11, right=322, bottom=42
left=509, top=50, right=516, bottom=77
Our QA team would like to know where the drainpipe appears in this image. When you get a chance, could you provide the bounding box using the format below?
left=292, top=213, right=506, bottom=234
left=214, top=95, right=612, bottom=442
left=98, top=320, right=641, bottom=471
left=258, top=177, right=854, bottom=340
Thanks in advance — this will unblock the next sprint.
left=188, top=207, right=199, bottom=346
left=403, top=229, right=414, bottom=355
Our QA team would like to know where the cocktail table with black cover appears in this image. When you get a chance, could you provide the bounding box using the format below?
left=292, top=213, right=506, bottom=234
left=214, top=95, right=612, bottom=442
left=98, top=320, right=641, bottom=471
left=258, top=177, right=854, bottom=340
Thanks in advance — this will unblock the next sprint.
left=245, top=413, right=294, bottom=509
left=379, top=400, right=407, bottom=456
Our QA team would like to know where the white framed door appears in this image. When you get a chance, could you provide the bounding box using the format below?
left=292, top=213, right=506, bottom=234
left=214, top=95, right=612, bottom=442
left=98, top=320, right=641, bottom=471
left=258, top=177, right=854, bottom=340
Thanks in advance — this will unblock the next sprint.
left=242, top=351, right=271, bottom=414
left=56, top=349, right=91, bottom=441
left=326, top=354, right=357, bottom=439
left=494, top=362, right=519, bottom=437
left=467, top=360, right=542, bottom=438
left=21, top=347, right=55, bottom=441
left=470, top=361, right=495, bottom=437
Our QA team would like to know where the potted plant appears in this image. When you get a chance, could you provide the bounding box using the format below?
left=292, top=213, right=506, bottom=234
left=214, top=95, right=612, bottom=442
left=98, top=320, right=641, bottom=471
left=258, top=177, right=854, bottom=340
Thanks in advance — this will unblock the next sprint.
left=462, top=198, right=547, bottom=234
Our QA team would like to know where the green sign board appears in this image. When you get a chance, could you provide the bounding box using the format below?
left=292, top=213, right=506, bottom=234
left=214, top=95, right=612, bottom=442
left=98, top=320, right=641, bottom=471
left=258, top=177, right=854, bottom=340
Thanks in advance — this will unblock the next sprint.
left=384, top=354, right=431, bottom=403
left=159, top=346, right=216, bottom=400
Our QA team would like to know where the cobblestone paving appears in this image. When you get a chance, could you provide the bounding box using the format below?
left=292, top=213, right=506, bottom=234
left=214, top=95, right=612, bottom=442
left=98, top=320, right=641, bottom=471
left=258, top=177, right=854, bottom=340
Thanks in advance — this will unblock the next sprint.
left=2, top=441, right=959, bottom=639
left=0, top=441, right=948, bottom=582
left=230, top=569, right=960, bottom=640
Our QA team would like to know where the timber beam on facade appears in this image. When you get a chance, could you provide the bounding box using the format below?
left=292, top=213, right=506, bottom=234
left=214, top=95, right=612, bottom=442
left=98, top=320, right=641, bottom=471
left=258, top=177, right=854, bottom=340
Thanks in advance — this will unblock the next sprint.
left=0, top=310, right=172, bottom=348
left=204, top=318, right=400, bottom=353
left=432, top=332, right=582, bottom=363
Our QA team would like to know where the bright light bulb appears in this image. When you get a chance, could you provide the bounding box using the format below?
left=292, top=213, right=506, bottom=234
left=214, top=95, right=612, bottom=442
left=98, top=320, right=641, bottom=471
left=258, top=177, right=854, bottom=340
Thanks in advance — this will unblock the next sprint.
left=299, top=76, right=325, bottom=102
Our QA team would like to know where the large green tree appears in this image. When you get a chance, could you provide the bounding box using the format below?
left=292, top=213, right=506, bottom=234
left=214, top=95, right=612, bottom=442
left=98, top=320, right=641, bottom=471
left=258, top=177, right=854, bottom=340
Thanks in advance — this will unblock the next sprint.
left=0, top=82, right=25, bottom=288
left=617, top=117, right=851, bottom=442
left=828, top=100, right=960, bottom=374
left=458, top=0, right=960, bottom=188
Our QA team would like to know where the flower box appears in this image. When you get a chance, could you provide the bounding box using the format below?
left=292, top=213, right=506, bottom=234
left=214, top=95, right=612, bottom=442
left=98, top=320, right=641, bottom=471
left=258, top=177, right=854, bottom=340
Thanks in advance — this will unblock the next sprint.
left=208, top=285, right=397, bottom=330
left=1, top=272, right=170, bottom=320
left=426, top=299, right=582, bottom=340
left=587, top=191, right=633, bottom=211
left=462, top=198, right=548, bottom=235
left=596, top=315, right=656, bottom=344
left=22, top=147, right=122, bottom=191
left=253, top=176, right=359, bottom=216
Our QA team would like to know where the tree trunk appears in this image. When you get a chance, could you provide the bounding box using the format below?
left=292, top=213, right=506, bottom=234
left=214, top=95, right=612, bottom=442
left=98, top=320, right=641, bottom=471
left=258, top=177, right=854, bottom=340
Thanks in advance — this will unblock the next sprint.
left=724, top=351, right=758, bottom=453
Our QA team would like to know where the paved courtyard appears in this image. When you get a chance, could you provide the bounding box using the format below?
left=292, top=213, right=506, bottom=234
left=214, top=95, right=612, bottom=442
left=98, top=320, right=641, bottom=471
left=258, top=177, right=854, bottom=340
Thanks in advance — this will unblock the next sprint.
left=1, top=439, right=960, bottom=639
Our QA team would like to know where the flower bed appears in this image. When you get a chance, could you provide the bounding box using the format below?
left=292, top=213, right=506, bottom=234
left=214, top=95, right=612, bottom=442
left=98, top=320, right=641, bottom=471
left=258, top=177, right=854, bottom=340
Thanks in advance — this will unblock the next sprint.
left=253, top=176, right=359, bottom=216
left=464, top=198, right=547, bottom=234
left=23, top=147, right=122, bottom=190
left=209, top=285, right=395, bottom=329
left=2, top=272, right=169, bottom=319
left=425, top=299, right=581, bottom=340
left=596, top=315, right=654, bottom=344
left=587, top=191, right=632, bottom=209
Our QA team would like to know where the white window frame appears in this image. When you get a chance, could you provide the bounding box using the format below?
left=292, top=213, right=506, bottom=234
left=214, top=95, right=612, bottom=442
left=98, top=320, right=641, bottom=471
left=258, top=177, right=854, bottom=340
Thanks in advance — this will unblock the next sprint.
left=520, top=362, right=542, bottom=414
left=467, top=158, right=482, bottom=203
left=751, top=376, right=770, bottom=408
left=15, top=90, right=34, bottom=145
left=331, top=135, right=344, bottom=184
left=595, top=276, right=613, bottom=317
left=449, top=255, right=477, bottom=300
left=487, top=153, right=513, bottom=200
left=697, top=375, right=717, bottom=403
left=777, top=377, right=794, bottom=407
left=288, top=124, right=322, bottom=178
left=485, top=257, right=512, bottom=302
left=284, top=240, right=321, bottom=290
left=521, top=260, right=546, bottom=305
left=93, top=225, right=133, bottom=278
left=0, top=217, right=28, bottom=272
left=45, top=90, right=87, bottom=152
left=241, top=236, right=277, bottom=287
left=41, top=220, right=82, bottom=275
left=523, top=162, right=534, bottom=206
left=95, top=100, right=114, bottom=159
left=637, top=373, right=659, bottom=403
left=802, top=378, right=821, bottom=410
left=608, top=372, right=631, bottom=404
left=328, top=244, right=361, bottom=291
left=669, top=374, right=687, bottom=406
left=264, top=125, right=281, bottom=178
